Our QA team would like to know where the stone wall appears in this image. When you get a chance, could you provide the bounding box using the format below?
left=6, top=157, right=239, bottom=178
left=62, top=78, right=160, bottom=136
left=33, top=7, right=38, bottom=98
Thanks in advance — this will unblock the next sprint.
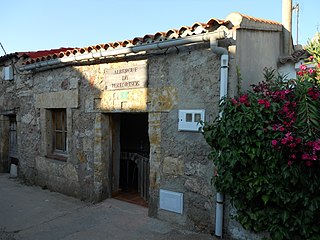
left=0, top=61, right=19, bottom=172
left=0, top=43, right=227, bottom=232
left=0, top=30, right=276, bottom=237
left=31, top=67, right=96, bottom=200
left=12, top=43, right=222, bottom=231
left=146, top=45, right=221, bottom=231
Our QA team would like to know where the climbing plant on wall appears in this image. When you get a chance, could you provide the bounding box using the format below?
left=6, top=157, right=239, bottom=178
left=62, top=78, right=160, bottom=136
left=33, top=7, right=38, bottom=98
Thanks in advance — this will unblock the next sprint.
left=202, top=35, right=320, bottom=240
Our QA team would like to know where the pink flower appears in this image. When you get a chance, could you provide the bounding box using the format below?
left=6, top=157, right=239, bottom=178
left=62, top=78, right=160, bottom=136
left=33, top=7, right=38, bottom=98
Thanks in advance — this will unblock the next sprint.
left=231, top=98, right=238, bottom=105
left=297, top=71, right=304, bottom=76
left=307, top=88, right=320, bottom=100
left=311, top=155, right=318, bottom=161
left=264, top=100, right=270, bottom=108
left=288, top=160, right=293, bottom=166
left=239, top=94, right=248, bottom=104
left=258, top=99, right=270, bottom=108
left=282, top=106, right=289, bottom=113
left=300, top=65, right=307, bottom=71
left=308, top=68, right=315, bottom=74
left=284, top=132, right=293, bottom=140
left=313, top=140, right=320, bottom=151
left=271, top=140, right=278, bottom=146
left=289, top=143, right=296, bottom=148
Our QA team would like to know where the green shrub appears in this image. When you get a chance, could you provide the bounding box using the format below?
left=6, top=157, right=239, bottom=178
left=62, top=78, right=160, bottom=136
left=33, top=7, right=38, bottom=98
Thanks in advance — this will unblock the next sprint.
left=202, top=61, right=320, bottom=239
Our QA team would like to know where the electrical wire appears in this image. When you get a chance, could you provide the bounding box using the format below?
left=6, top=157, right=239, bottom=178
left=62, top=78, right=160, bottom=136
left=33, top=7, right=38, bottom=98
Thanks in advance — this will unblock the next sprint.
left=0, top=42, right=7, bottom=55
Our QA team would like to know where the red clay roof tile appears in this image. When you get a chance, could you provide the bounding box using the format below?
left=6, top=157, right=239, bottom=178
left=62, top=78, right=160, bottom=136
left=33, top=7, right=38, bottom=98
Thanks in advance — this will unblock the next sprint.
left=24, top=48, right=74, bottom=59
left=21, top=13, right=282, bottom=65
left=238, top=13, right=282, bottom=25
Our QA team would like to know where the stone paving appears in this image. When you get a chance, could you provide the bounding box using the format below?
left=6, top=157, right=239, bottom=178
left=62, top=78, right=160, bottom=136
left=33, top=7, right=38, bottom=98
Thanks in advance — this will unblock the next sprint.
left=0, top=174, right=219, bottom=240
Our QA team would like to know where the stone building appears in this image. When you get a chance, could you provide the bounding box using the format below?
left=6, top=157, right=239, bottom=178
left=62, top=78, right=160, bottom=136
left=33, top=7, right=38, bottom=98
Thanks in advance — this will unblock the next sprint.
left=0, top=12, right=294, bottom=238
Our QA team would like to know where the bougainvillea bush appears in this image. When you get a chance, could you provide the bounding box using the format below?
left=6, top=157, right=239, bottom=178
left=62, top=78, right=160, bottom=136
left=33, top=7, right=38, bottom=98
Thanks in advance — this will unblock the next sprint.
left=203, top=38, right=320, bottom=239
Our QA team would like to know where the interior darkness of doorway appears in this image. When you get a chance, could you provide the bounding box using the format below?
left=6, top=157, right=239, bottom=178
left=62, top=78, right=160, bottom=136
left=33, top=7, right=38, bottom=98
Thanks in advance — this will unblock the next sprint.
left=120, top=113, right=149, bottom=156
left=114, top=113, right=150, bottom=207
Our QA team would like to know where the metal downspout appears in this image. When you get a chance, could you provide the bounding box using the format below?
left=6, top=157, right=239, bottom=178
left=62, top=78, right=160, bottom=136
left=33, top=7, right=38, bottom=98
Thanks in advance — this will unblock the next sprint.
left=210, top=37, right=229, bottom=239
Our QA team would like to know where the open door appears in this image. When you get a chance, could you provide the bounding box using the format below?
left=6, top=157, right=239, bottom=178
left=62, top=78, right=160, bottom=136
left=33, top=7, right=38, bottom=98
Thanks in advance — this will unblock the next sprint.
left=111, top=113, right=150, bottom=207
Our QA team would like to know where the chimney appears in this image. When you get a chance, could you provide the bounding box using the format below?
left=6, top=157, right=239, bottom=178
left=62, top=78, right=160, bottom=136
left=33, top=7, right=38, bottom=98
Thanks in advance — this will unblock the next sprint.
left=282, top=0, right=293, bottom=55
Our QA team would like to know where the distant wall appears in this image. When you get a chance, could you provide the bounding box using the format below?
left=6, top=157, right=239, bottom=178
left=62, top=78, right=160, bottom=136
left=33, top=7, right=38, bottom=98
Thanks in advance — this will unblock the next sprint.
left=236, top=29, right=282, bottom=91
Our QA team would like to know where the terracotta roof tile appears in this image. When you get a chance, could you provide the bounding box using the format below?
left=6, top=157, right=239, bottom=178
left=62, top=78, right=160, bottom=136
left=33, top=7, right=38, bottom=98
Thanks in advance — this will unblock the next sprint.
left=20, top=13, right=283, bottom=66
left=166, top=29, right=179, bottom=39
left=225, top=12, right=282, bottom=30
left=122, top=40, right=133, bottom=47
left=206, top=18, right=232, bottom=31
left=79, top=48, right=87, bottom=54
left=87, top=46, right=94, bottom=53
left=279, top=49, right=311, bottom=63
left=132, top=37, right=144, bottom=45
left=25, top=48, right=74, bottom=59
left=154, top=32, right=166, bottom=41
left=239, top=13, right=282, bottom=25
left=112, top=41, right=123, bottom=48
left=191, top=22, right=207, bottom=34
left=143, top=35, right=155, bottom=43
left=178, top=27, right=192, bottom=37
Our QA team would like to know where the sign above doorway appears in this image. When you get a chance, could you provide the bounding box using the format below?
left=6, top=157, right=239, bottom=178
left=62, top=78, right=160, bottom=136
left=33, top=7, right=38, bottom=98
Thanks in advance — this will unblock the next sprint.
left=104, top=60, right=148, bottom=91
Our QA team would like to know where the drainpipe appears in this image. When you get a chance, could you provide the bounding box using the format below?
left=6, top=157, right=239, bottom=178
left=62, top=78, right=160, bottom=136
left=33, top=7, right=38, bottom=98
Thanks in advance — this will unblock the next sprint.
left=210, top=36, right=228, bottom=239
left=19, top=31, right=226, bottom=72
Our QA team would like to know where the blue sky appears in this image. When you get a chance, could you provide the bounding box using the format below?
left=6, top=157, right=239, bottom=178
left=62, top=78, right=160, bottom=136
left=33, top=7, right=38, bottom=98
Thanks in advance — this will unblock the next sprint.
left=1, top=0, right=319, bottom=54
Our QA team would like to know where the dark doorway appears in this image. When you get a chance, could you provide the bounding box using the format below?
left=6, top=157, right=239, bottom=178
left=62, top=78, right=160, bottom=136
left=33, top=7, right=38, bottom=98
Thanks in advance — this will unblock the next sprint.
left=112, top=113, right=150, bottom=207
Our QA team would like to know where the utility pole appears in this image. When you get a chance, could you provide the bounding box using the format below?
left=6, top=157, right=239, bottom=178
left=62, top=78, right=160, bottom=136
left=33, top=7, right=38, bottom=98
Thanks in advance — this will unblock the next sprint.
left=292, top=3, right=300, bottom=45
left=282, top=0, right=293, bottom=55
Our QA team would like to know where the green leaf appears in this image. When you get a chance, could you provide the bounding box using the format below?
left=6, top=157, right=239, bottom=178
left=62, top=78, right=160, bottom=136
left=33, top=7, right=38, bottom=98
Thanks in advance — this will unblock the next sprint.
left=282, top=211, right=289, bottom=223
left=262, top=195, right=269, bottom=205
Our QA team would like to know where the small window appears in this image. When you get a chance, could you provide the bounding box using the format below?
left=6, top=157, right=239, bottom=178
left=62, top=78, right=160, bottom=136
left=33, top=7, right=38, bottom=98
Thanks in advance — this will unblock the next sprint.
left=51, top=109, right=68, bottom=156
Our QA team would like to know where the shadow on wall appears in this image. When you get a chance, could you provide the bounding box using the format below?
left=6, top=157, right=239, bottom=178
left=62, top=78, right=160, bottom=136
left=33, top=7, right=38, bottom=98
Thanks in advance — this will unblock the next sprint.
left=25, top=58, right=151, bottom=204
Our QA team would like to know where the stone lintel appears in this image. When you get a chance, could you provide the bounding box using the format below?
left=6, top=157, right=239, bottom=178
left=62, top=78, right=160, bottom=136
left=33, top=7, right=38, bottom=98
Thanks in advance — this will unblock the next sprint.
left=35, top=89, right=79, bottom=108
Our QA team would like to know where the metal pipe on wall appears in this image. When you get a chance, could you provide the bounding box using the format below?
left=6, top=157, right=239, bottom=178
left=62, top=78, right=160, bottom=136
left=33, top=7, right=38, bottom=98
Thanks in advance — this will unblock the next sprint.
left=210, top=36, right=229, bottom=239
